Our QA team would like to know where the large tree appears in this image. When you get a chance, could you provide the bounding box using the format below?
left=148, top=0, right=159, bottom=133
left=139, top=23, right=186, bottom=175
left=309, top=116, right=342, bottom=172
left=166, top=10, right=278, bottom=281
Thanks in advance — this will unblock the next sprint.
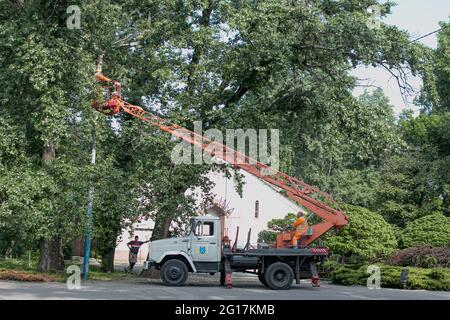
left=0, top=0, right=132, bottom=270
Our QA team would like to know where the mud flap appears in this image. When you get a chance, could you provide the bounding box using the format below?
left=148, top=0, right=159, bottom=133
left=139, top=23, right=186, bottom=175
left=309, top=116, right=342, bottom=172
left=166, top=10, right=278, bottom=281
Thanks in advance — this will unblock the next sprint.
left=224, top=259, right=232, bottom=289
left=309, top=260, right=320, bottom=287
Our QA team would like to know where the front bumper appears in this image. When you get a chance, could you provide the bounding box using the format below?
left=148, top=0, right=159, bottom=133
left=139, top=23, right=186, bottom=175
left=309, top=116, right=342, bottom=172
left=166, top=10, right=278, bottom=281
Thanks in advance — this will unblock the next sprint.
left=143, top=260, right=157, bottom=270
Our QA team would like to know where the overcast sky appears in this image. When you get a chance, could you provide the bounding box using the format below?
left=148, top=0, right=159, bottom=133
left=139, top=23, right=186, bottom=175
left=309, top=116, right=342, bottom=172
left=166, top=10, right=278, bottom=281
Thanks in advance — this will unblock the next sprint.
left=352, top=0, right=450, bottom=115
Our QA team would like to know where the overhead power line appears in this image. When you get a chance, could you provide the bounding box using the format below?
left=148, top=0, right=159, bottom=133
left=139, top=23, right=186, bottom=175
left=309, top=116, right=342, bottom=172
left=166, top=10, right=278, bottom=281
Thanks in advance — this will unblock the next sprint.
left=410, top=24, right=449, bottom=43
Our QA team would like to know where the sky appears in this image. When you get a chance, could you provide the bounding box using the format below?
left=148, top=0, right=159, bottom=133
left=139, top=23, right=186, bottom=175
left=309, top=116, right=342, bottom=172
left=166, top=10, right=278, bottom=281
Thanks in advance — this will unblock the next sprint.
left=352, top=0, right=450, bottom=115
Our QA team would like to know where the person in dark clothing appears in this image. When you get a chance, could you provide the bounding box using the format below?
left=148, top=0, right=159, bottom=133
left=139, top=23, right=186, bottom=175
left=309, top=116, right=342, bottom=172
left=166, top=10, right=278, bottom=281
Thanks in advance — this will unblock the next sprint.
left=125, top=236, right=150, bottom=272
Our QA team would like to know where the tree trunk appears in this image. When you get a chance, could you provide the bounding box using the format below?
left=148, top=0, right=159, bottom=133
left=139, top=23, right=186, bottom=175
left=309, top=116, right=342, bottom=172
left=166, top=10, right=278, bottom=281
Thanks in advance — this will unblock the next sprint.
left=101, top=247, right=115, bottom=273
left=37, top=236, right=64, bottom=272
left=152, top=215, right=172, bottom=240
left=161, top=217, right=171, bottom=239
left=72, top=235, right=85, bottom=257
left=4, top=240, right=15, bottom=259
left=38, top=142, right=64, bottom=272
left=42, top=144, right=56, bottom=162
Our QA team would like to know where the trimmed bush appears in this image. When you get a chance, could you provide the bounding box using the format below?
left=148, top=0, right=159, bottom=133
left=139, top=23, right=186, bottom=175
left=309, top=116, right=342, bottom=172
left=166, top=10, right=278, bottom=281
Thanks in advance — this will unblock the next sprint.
left=323, top=204, right=397, bottom=259
left=327, top=262, right=450, bottom=291
left=399, top=213, right=450, bottom=248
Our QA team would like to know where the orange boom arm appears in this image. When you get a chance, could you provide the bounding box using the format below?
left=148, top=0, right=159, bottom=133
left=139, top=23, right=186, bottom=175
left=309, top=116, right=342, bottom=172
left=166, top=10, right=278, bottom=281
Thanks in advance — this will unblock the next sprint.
left=92, top=73, right=349, bottom=247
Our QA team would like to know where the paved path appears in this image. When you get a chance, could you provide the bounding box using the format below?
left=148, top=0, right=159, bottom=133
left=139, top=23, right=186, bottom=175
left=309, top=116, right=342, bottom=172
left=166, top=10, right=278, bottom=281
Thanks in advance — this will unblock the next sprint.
left=0, top=274, right=449, bottom=300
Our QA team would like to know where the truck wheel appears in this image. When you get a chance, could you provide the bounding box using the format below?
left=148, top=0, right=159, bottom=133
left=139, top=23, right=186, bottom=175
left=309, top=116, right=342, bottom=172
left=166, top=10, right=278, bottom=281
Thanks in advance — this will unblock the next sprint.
left=264, top=262, right=294, bottom=290
left=160, top=259, right=188, bottom=286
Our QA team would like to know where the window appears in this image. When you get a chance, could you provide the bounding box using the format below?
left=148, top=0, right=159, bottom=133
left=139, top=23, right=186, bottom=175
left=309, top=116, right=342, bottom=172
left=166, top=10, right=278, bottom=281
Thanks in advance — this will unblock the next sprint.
left=194, top=221, right=202, bottom=236
left=255, top=200, right=259, bottom=218
left=194, top=221, right=215, bottom=236
left=203, top=222, right=214, bottom=236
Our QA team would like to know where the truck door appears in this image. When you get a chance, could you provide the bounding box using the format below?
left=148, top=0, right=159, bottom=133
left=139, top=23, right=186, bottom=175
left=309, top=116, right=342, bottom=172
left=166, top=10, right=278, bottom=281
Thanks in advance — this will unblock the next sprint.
left=190, top=220, right=220, bottom=272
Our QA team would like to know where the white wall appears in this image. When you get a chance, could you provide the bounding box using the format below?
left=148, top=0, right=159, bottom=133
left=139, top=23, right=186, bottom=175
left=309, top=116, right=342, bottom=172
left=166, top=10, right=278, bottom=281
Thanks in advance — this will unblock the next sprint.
left=204, top=170, right=301, bottom=247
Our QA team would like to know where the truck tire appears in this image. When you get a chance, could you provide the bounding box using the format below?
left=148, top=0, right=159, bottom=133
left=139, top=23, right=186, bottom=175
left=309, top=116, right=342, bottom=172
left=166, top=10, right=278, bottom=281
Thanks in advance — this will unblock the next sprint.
left=160, top=259, right=188, bottom=286
left=258, top=272, right=268, bottom=287
left=264, top=262, right=294, bottom=290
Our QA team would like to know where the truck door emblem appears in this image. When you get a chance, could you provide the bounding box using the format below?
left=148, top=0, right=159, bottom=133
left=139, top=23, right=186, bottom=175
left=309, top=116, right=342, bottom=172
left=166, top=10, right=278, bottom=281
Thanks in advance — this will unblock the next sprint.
left=199, top=246, right=207, bottom=254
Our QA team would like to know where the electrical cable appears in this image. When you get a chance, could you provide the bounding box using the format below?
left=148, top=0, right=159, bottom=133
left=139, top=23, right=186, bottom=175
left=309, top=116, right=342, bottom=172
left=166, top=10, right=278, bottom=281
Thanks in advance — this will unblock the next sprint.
left=410, top=24, right=449, bottom=43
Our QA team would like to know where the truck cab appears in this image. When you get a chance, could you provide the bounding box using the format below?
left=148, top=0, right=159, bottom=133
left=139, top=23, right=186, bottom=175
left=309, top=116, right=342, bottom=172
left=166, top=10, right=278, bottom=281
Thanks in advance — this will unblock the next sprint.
left=144, top=216, right=221, bottom=285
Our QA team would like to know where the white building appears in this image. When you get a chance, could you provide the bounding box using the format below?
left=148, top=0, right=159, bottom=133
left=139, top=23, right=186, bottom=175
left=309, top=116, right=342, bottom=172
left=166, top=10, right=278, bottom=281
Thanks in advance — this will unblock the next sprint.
left=114, top=169, right=301, bottom=263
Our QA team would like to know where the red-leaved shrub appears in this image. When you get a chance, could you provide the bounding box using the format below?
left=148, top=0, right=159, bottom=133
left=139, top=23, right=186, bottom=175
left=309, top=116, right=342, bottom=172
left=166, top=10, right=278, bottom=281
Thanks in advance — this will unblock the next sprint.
left=0, top=269, right=59, bottom=282
left=386, top=246, right=450, bottom=268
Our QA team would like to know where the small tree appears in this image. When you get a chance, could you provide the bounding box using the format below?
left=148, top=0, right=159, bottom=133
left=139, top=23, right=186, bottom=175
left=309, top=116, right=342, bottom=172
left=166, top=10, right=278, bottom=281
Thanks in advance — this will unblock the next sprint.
left=257, top=213, right=297, bottom=244
left=324, top=204, right=397, bottom=261
left=398, top=212, right=450, bottom=248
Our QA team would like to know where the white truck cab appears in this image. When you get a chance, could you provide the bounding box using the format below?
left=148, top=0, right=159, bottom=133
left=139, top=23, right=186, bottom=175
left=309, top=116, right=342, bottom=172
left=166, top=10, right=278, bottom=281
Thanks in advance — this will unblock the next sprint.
left=144, top=216, right=221, bottom=285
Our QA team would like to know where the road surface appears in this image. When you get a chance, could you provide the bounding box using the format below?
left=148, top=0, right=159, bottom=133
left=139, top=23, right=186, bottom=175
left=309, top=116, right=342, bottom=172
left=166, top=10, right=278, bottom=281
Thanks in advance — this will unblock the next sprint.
left=0, top=274, right=449, bottom=300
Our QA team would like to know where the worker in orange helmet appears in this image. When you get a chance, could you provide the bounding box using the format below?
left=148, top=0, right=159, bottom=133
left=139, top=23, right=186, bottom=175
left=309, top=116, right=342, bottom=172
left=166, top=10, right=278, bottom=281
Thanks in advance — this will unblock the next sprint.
left=291, top=210, right=309, bottom=248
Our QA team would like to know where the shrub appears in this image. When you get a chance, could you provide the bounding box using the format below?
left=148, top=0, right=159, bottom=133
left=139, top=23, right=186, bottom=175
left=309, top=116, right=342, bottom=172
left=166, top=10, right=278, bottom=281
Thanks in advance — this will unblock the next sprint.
left=323, top=204, right=397, bottom=260
left=398, top=213, right=450, bottom=248
left=386, top=246, right=450, bottom=268
left=328, top=264, right=450, bottom=291
left=258, top=213, right=297, bottom=243
left=257, top=230, right=277, bottom=244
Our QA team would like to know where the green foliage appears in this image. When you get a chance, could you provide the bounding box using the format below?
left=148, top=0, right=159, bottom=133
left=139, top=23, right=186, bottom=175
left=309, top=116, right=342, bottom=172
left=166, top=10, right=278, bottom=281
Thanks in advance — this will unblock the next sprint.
left=257, top=230, right=277, bottom=244
left=278, top=89, right=401, bottom=211
left=267, top=213, right=297, bottom=232
left=92, top=155, right=140, bottom=264
left=374, top=153, right=422, bottom=227
left=330, top=168, right=381, bottom=209
left=398, top=213, right=450, bottom=248
left=416, top=22, right=450, bottom=113
left=324, top=204, right=397, bottom=259
left=0, top=165, right=87, bottom=253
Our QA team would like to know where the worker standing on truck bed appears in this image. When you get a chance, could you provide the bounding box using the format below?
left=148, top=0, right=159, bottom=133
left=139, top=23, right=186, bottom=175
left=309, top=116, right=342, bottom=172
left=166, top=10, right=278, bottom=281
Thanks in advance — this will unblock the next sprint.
left=291, top=211, right=309, bottom=247
left=125, top=236, right=150, bottom=272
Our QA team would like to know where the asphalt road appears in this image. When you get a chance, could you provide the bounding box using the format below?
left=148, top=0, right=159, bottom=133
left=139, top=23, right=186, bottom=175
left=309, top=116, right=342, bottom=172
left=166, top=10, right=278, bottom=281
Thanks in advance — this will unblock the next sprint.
left=0, top=274, right=449, bottom=300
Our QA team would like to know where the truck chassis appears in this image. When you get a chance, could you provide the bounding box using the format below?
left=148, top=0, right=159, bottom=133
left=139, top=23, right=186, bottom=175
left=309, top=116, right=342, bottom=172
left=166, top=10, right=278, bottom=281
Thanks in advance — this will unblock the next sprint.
left=146, top=246, right=327, bottom=290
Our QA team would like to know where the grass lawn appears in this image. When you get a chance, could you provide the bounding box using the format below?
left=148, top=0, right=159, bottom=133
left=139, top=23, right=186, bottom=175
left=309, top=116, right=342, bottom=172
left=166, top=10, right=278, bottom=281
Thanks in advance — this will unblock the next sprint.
left=0, top=258, right=139, bottom=282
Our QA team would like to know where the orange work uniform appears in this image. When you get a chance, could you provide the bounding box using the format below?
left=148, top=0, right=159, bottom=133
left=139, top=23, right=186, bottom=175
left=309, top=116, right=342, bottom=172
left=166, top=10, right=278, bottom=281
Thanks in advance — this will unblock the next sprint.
left=291, top=216, right=309, bottom=247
